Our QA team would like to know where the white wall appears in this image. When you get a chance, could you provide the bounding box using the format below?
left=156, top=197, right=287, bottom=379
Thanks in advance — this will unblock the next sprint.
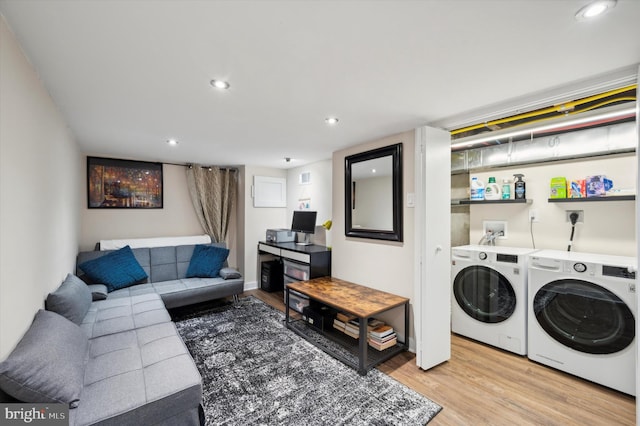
left=451, top=173, right=470, bottom=247
left=241, top=166, right=288, bottom=286
left=79, top=160, right=204, bottom=246
left=286, top=159, right=332, bottom=244
left=332, top=130, right=415, bottom=344
left=0, top=16, right=81, bottom=358
left=469, top=154, right=636, bottom=256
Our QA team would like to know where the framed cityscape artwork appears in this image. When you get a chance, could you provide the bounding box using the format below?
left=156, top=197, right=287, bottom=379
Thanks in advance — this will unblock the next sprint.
left=87, top=156, right=163, bottom=208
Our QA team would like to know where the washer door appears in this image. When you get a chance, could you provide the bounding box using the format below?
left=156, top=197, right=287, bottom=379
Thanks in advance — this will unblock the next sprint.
left=533, top=279, right=635, bottom=354
left=453, top=265, right=516, bottom=323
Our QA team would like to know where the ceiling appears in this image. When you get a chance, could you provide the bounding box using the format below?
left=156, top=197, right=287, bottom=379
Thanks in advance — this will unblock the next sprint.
left=1, top=0, right=639, bottom=169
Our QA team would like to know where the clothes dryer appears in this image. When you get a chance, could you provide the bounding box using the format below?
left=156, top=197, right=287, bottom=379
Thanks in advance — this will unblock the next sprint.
left=451, top=245, right=537, bottom=355
left=528, top=250, right=636, bottom=395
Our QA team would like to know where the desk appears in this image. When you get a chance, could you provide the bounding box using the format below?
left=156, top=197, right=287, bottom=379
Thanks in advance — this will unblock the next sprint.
left=257, top=241, right=331, bottom=280
left=285, top=277, right=409, bottom=375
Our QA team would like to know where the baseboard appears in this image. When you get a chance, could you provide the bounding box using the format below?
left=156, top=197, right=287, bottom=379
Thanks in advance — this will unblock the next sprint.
left=243, top=280, right=259, bottom=291
left=408, top=337, right=416, bottom=354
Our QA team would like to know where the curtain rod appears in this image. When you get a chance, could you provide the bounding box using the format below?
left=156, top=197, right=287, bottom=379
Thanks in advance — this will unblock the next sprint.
left=163, top=161, right=238, bottom=171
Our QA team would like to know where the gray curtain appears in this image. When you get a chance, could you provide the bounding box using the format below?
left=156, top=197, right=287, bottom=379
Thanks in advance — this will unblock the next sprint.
left=186, top=165, right=238, bottom=243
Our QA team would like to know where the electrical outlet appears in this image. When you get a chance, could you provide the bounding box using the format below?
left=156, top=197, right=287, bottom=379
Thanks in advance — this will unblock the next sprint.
left=528, top=209, right=539, bottom=223
left=566, top=210, right=584, bottom=223
left=482, top=221, right=507, bottom=239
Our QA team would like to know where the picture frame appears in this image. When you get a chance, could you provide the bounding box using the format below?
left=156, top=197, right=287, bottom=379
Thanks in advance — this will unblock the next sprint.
left=87, top=156, right=163, bottom=209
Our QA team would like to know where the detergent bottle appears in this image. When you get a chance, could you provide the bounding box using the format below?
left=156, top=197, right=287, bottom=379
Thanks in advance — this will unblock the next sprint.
left=484, top=177, right=501, bottom=200
left=501, top=178, right=511, bottom=199
left=470, top=177, right=485, bottom=200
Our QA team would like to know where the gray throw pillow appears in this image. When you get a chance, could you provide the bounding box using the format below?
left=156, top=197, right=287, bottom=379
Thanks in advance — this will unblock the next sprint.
left=220, top=267, right=242, bottom=279
left=45, top=273, right=92, bottom=325
left=0, top=310, right=88, bottom=408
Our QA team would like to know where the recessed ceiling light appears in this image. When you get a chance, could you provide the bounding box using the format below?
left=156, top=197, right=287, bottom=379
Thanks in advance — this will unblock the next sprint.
left=325, top=117, right=339, bottom=125
left=575, top=0, right=616, bottom=21
left=167, top=139, right=179, bottom=146
left=210, top=79, right=230, bottom=90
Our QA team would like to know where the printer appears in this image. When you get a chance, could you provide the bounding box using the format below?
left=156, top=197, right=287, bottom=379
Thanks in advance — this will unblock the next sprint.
left=266, top=228, right=295, bottom=243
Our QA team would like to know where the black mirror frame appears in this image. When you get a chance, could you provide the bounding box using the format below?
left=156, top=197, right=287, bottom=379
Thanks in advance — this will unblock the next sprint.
left=344, top=143, right=403, bottom=242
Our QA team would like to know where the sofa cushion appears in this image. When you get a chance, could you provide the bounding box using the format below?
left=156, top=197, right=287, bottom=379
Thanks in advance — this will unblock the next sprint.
left=74, top=322, right=202, bottom=426
left=0, top=310, right=87, bottom=408
left=80, top=293, right=172, bottom=339
left=78, top=245, right=148, bottom=292
left=45, top=273, right=92, bottom=325
left=186, top=244, right=229, bottom=278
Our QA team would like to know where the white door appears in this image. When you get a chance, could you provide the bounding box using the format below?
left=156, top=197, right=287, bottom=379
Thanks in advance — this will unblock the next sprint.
left=414, top=126, right=451, bottom=369
left=634, top=64, right=639, bottom=424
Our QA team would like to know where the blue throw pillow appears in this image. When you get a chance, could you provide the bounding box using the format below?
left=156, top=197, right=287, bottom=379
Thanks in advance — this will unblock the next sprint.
left=78, top=245, right=148, bottom=292
left=186, top=244, right=230, bottom=278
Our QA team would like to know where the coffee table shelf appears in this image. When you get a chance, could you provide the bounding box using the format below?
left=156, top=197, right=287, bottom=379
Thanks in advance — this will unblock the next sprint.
left=285, top=277, right=409, bottom=375
left=287, top=320, right=405, bottom=371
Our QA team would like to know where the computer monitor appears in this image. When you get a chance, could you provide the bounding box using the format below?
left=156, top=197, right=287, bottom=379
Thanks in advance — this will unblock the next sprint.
left=291, top=210, right=317, bottom=245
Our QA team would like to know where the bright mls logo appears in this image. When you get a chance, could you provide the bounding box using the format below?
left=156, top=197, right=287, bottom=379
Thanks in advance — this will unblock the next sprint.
left=1, top=404, right=68, bottom=425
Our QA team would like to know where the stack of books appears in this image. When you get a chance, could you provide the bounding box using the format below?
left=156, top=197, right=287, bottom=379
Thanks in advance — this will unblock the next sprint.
left=332, top=312, right=355, bottom=334
left=332, top=314, right=396, bottom=350
left=344, top=319, right=360, bottom=339
left=368, top=324, right=397, bottom=351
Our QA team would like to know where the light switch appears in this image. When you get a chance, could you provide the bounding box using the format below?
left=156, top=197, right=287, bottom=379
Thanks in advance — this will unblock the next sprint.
left=406, top=193, right=415, bottom=208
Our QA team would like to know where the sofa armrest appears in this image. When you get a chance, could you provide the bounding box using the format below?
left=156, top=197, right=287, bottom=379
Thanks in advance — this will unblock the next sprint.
left=87, top=284, right=108, bottom=301
left=219, top=267, right=242, bottom=280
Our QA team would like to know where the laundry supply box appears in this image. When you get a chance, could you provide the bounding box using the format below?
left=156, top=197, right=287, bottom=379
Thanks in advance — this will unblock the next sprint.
left=586, top=175, right=606, bottom=197
left=549, top=177, right=567, bottom=198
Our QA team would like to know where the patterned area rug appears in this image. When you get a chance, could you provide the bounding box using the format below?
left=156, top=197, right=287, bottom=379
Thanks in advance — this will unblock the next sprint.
left=173, top=296, right=442, bottom=425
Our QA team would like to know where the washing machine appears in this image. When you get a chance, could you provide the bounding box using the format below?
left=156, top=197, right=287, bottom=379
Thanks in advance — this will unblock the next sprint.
left=528, top=249, right=636, bottom=395
left=451, top=245, right=537, bottom=355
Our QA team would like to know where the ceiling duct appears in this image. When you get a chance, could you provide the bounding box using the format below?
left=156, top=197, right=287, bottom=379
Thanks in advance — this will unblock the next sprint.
left=451, top=120, right=637, bottom=174
left=450, top=102, right=636, bottom=150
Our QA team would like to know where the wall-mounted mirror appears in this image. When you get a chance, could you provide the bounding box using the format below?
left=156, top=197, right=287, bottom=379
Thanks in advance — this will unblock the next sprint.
left=345, top=143, right=403, bottom=242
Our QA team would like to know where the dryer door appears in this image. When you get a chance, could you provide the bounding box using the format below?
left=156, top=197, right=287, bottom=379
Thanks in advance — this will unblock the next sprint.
left=533, top=279, right=635, bottom=354
left=453, top=265, right=516, bottom=323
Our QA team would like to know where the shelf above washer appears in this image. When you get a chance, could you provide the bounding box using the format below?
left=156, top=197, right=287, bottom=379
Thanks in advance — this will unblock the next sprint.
left=547, top=195, right=635, bottom=203
left=457, top=199, right=532, bottom=205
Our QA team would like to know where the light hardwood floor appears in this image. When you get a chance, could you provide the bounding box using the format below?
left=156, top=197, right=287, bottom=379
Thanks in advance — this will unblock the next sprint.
left=245, top=289, right=636, bottom=426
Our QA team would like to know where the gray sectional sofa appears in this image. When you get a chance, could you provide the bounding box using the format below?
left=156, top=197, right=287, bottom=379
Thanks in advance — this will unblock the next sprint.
left=0, top=242, right=244, bottom=425
left=76, top=242, right=244, bottom=309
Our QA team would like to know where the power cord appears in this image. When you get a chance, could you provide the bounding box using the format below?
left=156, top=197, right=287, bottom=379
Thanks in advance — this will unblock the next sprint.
left=530, top=216, right=536, bottom=249
left=567, top=212, right=579, bottom=251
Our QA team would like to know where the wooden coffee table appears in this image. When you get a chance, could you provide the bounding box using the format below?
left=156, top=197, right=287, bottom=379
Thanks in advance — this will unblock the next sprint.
left=285, top=276, right=409, bottom=375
